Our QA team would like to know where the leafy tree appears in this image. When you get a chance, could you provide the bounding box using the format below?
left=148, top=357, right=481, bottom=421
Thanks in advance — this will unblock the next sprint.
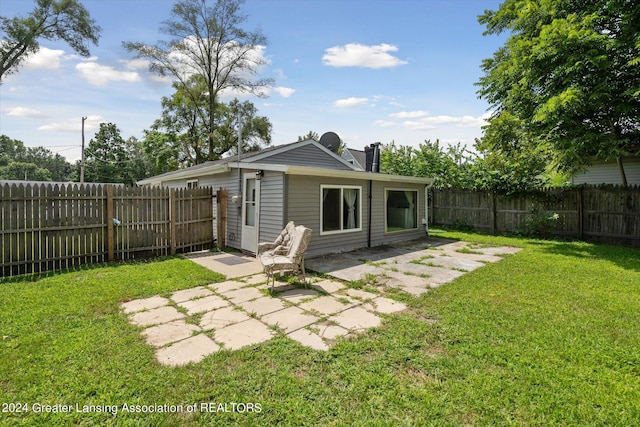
left=477, top=0, right=640, bottom=185
left=0, top=161, right=51, bottom=181
left=381, top=140, right=477, bottom=189
left=21, top=146, right=72, bottom=181
left=0, top=135, right=72, bottom=181
left=141, top=130, right=182, bottom=175
left=217, top=99, right=272, bottom=156
left=83, top=123, right=128, bottom=184
left=0, top=135, right=27, bottom=161
left=83, top=124, right=156, bottom=185
left=297, top=131, right=319, bottom=142
left=0, top=0, right=101, bottom=81
left=150, top=81, right=272, bottom=165
left=124, top=0, right=273, bottom=162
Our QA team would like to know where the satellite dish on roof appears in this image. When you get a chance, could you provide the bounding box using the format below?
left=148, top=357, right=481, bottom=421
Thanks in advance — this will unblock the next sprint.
left=319, top=131, right=341, bottom=152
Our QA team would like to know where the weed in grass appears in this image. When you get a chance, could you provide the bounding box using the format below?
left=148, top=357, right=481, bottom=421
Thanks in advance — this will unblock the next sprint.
left=336, top=297, right=352, bottom=305
left=350, top=280, right=364, bottom=289
left=362, top=286, right=380, bottom=295
left=185, top=312, right=204, bottom=325
left=456, top=247, right=484, bottom=255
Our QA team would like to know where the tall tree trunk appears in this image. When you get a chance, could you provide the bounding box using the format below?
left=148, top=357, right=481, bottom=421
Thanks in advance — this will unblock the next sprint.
left=617, top=156, right=628, bottom=187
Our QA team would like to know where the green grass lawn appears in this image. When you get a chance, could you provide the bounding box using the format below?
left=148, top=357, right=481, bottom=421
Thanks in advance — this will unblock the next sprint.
left=1, top=234, right=639, bottom=426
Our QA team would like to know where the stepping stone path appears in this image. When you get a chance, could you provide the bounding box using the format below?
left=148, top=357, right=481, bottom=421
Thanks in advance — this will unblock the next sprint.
left=307, top=238, right=522, bottom=295
left=120, top=275, right=406, bottom=367
left=120, top=239, right=520, bottom=367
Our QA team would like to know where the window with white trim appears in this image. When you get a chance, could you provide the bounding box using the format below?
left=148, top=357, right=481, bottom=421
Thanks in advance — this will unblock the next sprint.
left=385, top=189, right=418, bottom=232
left=320, top=185, right=362, bottom=235
left=186, top=179, right=199, bottom=189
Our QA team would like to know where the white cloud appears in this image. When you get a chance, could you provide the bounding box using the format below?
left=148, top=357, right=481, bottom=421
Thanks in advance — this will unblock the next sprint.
left=273, top=86, right=295, bottom=97
left=6, top=107, right=46, bottom=119
left=373, top=120, right=397, bottom=128
left=37, top=115, right=104, bottom=133
left=335, top=97, right=369, bottom=108
left=387, top=111, right=490, bottom=130
left=23, top=47, right=66, bottom=71
left=323, top=43, right=408, bottom=69
left=403, top=120, right=436, bottom=130
left=76, top=61, right=141, bottom=86
left=121, top=58, right=150, bottom=71
left=390, top=110, right=430, bottom=119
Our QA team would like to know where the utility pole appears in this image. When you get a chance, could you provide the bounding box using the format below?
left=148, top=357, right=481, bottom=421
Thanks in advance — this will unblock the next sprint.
left=80, top=116, right=87, bottom=183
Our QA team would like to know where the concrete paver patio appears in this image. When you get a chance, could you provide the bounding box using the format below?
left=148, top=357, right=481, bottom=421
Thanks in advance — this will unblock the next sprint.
left=120, top=238, right=520, bottom=367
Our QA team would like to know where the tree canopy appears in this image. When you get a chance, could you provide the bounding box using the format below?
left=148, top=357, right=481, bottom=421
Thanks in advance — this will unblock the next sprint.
left=149, top=82, right=272, bottom=166
left=83, top=123, right=153, bottom=185
left=0, top=0, right=101, bottom=81
left=0, top=135, right=72, bottom=181
left=477, top=0, right=640, bottom=185
left=123, top=0, right=273, bottom=163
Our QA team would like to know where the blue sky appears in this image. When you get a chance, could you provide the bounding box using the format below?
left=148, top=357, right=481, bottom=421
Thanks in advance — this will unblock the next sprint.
left=0, top=0, right=507, bottom=162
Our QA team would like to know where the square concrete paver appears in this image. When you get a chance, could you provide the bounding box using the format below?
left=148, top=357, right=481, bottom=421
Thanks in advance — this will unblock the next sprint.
left=130, top=306, right=185, bottom=327
left=342, top=288, right=379, bottom=301
left=200, top=306, right=251, bottom=331
left=311, top=280, right=346, bottom=294
left=330, top=307, right=381, bottom=331
left=178, top=295, right=229, bottom=315
left=155, top=334, right=219, bottom=367
left=261, top=306, right=319, bottom=333
left=143, top=320, right=201, bottom=347
left=214, top=318, right=275, bottom=350
left=237, top=296, right=286, bottom=317
left=277, top=288, right=319, bottom=304
left=313, top=323, right=350, bottom=340
left=121, top=296, right=170, bottom=314
left=362, top=297, right=407, bottom=314
left=396, top=286, right=429, bottom=296
left=207, top=280, right=246, bottom=293
left=171, top=286, right=213, bottom=303
left=298, top=295, right=355, bottom=316
left=242, top=274, right=270, bottom=285
left=183, top=252, right=264, bottom=278
left=220, top=287, right=264, bottom=304
left=288, top=328, right=328, bottom=351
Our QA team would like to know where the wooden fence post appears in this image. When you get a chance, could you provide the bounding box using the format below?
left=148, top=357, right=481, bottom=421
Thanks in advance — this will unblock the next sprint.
left=170, top=188, right=177, bottom=255
left=491, top=191, right=498, bottom=235
left=106, top=185, right=114, bottom=261
left=577, top=186, right=584, bottom=240
left=217, top=188, right=227, bottom=248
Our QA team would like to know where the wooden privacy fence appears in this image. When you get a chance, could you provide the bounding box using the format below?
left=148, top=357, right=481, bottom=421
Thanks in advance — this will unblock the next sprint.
left=1, top=183, right=216, bottom=277
left=431, top=185, right=640, bottom=247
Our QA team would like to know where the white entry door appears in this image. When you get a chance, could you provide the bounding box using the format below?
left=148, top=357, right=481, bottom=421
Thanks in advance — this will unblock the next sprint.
left=241, top=173, right=260, bottom=254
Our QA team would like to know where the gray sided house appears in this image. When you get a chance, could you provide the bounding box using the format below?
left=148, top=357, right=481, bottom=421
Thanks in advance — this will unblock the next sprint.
left=571, top=157, right=640, bottom=186
left=138, top=139, right=434, bottom=257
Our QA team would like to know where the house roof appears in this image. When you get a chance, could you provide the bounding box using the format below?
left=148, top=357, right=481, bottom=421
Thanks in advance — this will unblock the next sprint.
left=341, top=148, right=367, bottom=170
left=137, top=139, right=434, bottom=186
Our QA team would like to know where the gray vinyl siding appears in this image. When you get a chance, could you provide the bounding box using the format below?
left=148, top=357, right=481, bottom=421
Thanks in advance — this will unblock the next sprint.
left=286, top=175, right=370, bottom=257
left=571, top=159, right=640, bottom=185
left=256, top=144, right=354, bottom=170
left=258, top=171, right=285, bottom=243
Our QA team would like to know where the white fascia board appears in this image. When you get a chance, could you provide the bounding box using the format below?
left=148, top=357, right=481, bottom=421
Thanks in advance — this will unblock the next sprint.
left=137, top=163, right=230, bottom=186
left=284, top=165, right=434, bottom=186
left=231, top=162, right=289, bottom=173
